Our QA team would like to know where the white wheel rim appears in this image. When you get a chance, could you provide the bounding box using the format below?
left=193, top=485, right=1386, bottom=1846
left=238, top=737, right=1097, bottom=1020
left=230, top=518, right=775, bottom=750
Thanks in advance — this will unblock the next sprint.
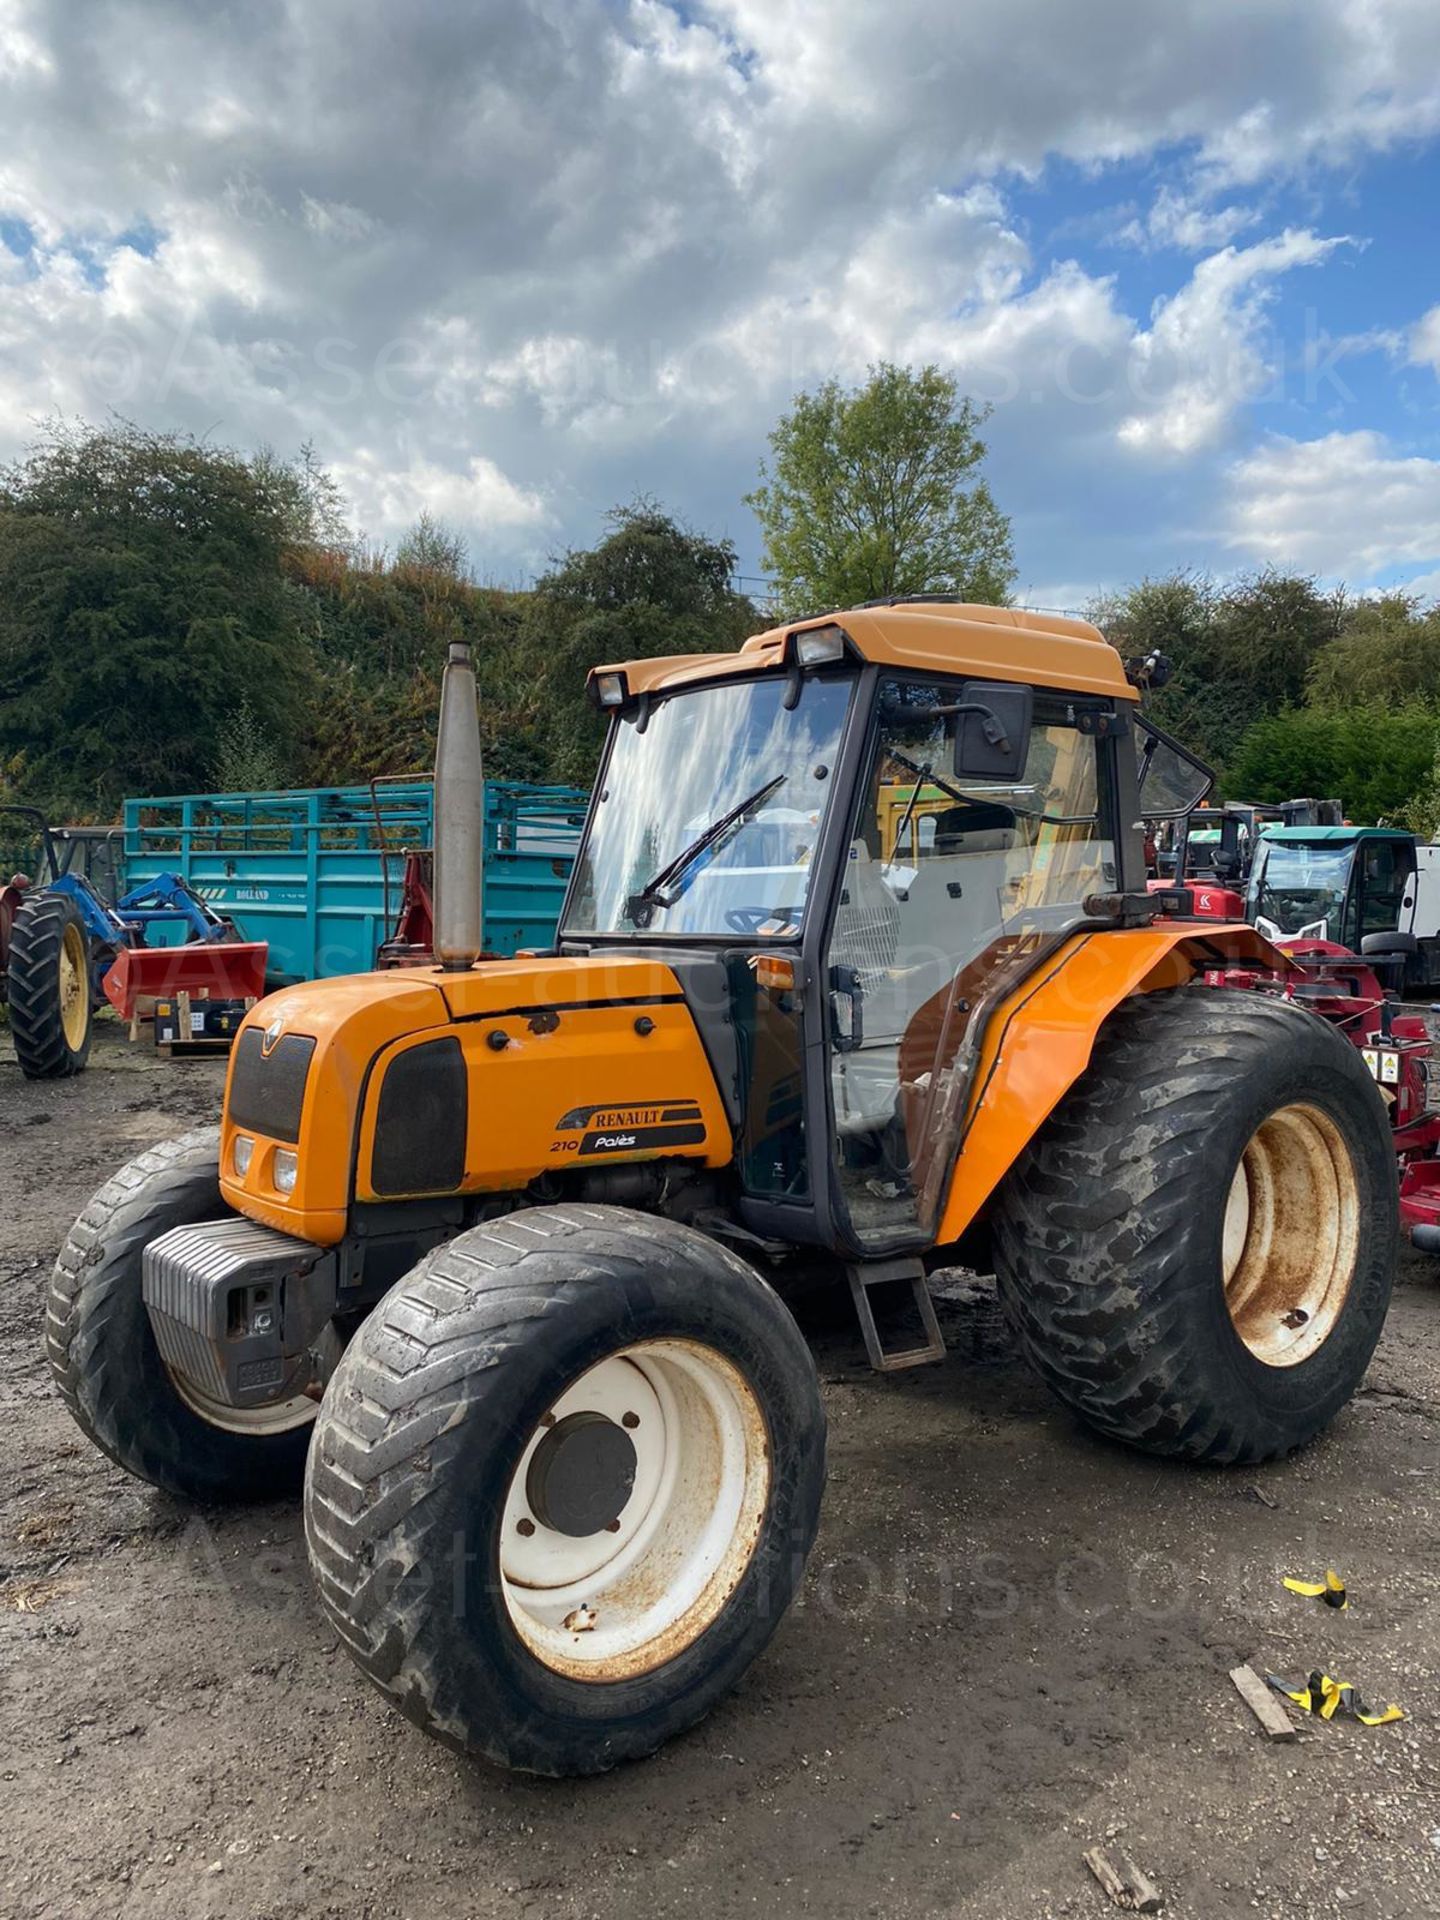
left=164, top=1363, right=318, bottom=1436
left=501, top=1339, right=771, bottom=1682
left=1221, top=1101, right=1360, bottom=1368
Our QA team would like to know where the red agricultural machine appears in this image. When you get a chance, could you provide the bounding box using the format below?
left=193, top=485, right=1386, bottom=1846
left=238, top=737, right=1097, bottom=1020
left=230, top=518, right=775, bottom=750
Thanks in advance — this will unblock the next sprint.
left=1180, top=914, right=1440, bottom=1253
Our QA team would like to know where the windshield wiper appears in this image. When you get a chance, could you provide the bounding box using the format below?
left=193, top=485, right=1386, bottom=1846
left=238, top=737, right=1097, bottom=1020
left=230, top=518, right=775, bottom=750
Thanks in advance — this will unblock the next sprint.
left=625, top=774, right=788, bottom=928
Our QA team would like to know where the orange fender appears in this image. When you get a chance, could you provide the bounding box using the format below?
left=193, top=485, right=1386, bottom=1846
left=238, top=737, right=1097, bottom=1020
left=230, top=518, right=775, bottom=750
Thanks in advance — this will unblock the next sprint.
left=933, top=922, right=1288, bottom=1249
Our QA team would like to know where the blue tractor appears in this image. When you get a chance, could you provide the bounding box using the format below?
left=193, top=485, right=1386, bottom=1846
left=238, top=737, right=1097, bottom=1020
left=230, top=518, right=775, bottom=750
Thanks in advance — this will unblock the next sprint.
left=0, top=803, right=263, bottom=1079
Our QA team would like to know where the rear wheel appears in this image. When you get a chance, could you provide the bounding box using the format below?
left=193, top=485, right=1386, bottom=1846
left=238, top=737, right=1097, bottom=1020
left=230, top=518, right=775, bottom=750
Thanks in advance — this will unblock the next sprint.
left=46, top=1130, right=316, bottom=1500
left=8, top=892, right=93, bottom=1079
left=304, top=1204, right=826, bottom=1775
left=992, top=989, right=1396, bottom=1464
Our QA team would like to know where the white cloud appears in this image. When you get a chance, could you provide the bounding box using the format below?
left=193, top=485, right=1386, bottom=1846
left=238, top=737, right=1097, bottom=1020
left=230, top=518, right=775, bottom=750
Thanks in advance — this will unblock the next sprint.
left=0, top=0, right=1435, bottom=576
left=706, top=0, right=1440, bottom=185
left=1116, top=186, right=1261, bottom=252
left=1194, top=0, right=1440, bottom=185
left=1225, top=430, right=1440, bottom=576
left=690, top=209, right=1333, bottom=472
left=301, top=196, right=378, bottom=247
left=0, top=0, right=51, bottom=80
left=329, top=448, right=551, bottom=545
left=1408, top=303, right=1440, bottom=373
left=1119, top=230, right=1348, bottom=456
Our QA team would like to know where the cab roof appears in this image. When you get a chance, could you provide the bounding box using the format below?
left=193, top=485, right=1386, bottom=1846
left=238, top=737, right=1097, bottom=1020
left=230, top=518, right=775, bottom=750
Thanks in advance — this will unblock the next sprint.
left=1262, top=825, right=1408, bottom=843
left=591, top=600, right=1136, bottom=705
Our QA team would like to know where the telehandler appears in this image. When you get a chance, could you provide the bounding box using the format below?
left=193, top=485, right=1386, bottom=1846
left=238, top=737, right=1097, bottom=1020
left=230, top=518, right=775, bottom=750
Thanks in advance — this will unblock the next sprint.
left=48, top=602, right=1398, bottom=1775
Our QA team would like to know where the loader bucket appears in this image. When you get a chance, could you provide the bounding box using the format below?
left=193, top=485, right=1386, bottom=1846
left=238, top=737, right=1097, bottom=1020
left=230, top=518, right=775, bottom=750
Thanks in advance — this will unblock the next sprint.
left=101, top=941, right=269, bottom=1019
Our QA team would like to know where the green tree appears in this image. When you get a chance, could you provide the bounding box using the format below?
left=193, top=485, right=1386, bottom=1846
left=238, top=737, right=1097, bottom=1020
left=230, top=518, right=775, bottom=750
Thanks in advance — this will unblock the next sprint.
left=1226, top=703, right=1439, bottom=823
left=1094, top=569, right=1345, bottom=774
left=251, top=440, right=350, bottom=551
left=1393, top=743, right=1440, bottom=840
left=521, top=501, right=756, bottom=784
left=394, top=511, right=470, bottom=580
left=284, top=501, right=752, bottom=793
left=747, top=362, right=1015, bottom=615
left=1091, top=572, right=1225, bottom=755
left=0, top=420, right=316, bottom=817
left=1211, top=570, right=1344, bottom=712
left=213, top=695, right=288, bottom=791
left=284, top=544, right=542, bottom=785
left=1307, top=593, right=1440, bottom=708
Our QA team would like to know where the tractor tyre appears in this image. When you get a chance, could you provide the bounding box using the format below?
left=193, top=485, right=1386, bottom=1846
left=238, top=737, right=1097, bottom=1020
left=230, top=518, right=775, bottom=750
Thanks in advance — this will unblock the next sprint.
left=992, top=988, right=1396, bottom=1465
left=46, top=1129, right=316, bottom=1501
left=7, top=891, right=93, bottom=1079
left=304, top=1204, right=826, bottom=1776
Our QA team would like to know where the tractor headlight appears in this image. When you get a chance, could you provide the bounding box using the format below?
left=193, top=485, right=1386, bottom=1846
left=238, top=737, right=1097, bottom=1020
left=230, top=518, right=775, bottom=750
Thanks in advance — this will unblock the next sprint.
left=590, top=671, right=629, bottom=709
left=273, top=1149, right=299, bottom=1195
left=232, top=1134, right=255, bottom=1178
left=791, top=625, right=847, bottom=668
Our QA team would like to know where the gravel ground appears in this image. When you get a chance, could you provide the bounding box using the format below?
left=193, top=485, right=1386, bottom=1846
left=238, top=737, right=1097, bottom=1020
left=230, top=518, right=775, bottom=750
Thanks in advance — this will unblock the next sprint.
left=1, top=1019, right=1438, bottom=1920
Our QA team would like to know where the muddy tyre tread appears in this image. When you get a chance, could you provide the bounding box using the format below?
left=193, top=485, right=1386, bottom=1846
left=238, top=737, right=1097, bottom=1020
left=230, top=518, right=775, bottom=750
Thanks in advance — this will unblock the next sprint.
left=46, top=1128, right=313, bottom=1501
left=304, top=1203, right=826, bottom=1776
left=991, top=988, right=1396, bottom=1467
left=8, top=891, right=91, bottom=1079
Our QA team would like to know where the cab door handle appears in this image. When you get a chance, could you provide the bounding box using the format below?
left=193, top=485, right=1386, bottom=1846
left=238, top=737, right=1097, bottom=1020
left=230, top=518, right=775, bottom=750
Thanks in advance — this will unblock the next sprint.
left=829, top=965, right=865, bottom=1053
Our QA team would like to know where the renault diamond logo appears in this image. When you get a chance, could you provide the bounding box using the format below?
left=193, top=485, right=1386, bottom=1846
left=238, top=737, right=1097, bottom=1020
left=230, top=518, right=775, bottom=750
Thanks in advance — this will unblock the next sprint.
left=261, top=1017, right=284, bottom=1056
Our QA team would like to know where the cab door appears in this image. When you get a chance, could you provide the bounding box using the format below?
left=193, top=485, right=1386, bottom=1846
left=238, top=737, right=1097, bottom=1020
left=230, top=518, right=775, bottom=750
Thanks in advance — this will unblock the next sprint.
left=1355, top=837, right=1414, bottom=946
left=823, top=677, right=1123, bottom=1254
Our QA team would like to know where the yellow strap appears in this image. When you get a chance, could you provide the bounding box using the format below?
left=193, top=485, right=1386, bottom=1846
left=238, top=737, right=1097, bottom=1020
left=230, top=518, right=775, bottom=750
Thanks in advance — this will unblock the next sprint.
left=1265, top=1671, right=1404, bottom=1725
left=1282, top=1569, right=1348, bottom=1609
left=1271, top=1680, right=1313, bottom=1710
left=1355, top=1703, right=1406, bottom=1726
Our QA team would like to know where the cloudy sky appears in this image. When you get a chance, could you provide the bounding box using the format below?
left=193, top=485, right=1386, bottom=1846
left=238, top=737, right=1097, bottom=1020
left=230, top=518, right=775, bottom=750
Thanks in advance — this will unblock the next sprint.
left=3, top=0, right=1440, bottom=605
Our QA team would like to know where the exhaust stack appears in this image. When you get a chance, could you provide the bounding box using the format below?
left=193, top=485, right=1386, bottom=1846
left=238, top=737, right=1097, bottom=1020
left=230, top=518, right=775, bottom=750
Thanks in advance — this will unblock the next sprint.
left=432, top=639, right=484, bottom=971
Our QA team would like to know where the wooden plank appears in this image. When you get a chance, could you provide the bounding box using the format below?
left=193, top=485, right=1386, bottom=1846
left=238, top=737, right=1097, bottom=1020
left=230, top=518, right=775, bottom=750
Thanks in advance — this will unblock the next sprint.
left=1230, top=1663, right=1298, bottom=1743
left=1083, top=1844, right=1163, bottom=1912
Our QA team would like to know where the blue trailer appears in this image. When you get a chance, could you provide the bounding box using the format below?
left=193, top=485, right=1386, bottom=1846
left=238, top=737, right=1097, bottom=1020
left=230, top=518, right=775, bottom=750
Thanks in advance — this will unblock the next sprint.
left=122, top=779, right=588, bottom=985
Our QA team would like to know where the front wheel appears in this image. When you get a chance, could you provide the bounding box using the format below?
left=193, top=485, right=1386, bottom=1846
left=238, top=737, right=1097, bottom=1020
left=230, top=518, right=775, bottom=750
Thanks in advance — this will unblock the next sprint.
left=992, top=988, right=1397, bottom=1465
left=46, top=1130, right=316, bottom=1500
left=304, top=1204, right=826, bottom=1775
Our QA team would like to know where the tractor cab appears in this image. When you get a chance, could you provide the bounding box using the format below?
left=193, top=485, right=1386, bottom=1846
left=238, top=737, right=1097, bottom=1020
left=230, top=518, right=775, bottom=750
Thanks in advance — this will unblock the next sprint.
left=1163, top=804, right=1257, bottom=886
left=1155, top=797, right=1343, bottom=889
left=567, top=612, right=1212, bottom=1254
left=1248, top=825, right=1416, bottom=953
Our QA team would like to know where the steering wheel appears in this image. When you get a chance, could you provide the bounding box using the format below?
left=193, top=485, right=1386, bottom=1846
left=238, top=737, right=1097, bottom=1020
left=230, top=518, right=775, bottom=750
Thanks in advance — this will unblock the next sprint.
left=726, top=906, right=787, bottom=934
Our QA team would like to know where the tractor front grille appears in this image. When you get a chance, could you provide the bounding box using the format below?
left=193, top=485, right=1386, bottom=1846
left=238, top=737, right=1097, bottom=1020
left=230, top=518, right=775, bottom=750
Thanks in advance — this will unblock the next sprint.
left=371, top=1035, right=468, bottom=1195
left=228, top=1028, right=316, bottom=1143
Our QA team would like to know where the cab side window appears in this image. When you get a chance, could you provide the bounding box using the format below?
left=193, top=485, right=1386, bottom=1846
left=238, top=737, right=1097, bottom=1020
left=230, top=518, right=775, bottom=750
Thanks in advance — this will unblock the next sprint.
left=826, top=678, right=1117, bottom=1250
left=1359, top=840, right=1412, bottom=939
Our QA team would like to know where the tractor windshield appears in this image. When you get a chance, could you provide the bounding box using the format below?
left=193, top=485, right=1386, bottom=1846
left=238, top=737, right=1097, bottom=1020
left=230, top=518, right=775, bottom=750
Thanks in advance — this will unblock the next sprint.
left=564, top=673, right=854, bottom=937
left=1251, top=842, right=1354, bottom=936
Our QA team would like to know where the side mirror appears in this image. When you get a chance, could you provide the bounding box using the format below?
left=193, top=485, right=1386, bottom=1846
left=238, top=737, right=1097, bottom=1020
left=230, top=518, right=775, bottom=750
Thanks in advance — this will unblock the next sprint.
left=950, top=680, right=1032, bottom=783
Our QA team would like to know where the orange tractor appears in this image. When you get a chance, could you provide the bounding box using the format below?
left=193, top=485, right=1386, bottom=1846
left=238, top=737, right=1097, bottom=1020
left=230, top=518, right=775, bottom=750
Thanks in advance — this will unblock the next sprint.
left=48, top=603, right=1398, bottom=1774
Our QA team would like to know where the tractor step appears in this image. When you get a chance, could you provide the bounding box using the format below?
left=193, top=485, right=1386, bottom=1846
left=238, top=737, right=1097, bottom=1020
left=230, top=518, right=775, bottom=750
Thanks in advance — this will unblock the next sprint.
left=846, top=1257, right=947, bottom=1372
